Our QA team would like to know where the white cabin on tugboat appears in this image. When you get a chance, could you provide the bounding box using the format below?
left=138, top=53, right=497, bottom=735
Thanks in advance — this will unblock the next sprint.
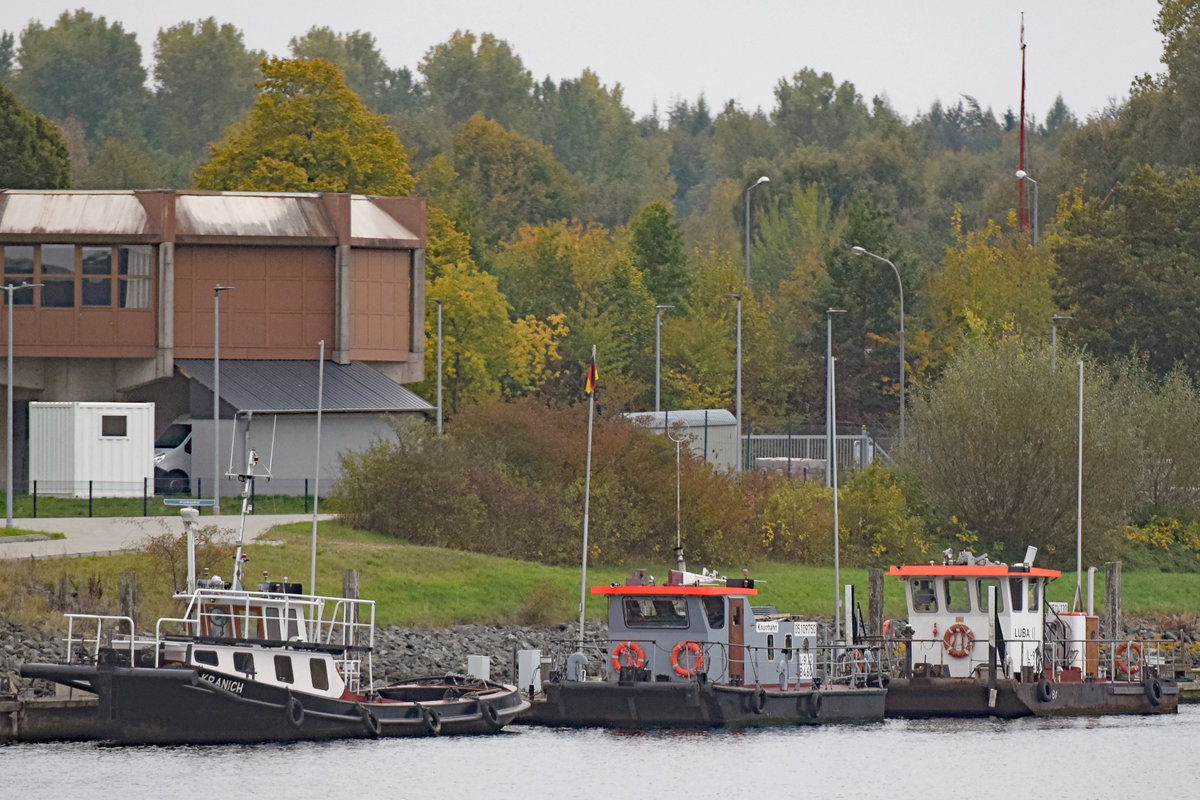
left=889, top=548, right=1060, bottom=678
left=882, top=547, right=1179, bottom=717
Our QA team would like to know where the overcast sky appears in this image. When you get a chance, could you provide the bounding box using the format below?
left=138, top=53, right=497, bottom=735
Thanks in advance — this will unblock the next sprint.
left=2, top=1, right=1166, bottom=123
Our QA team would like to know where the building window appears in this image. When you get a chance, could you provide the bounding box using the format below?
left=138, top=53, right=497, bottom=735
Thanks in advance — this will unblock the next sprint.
left=40, top=244, right=75, bottom=308
left=118, top=245, right=152, bottom=309
left=3, top=246, right=36, bottom=306
left=101, top=415, right=127, bottom=437
left=82, top=246, right=113, bottom=306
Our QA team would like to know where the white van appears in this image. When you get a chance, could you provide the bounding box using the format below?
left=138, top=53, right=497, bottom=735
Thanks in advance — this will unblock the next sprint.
left=154, top=418, right=192, bottom=493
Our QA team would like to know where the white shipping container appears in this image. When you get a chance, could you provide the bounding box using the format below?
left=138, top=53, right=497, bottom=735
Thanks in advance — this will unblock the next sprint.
left=29, top=402, right=155, bottom=498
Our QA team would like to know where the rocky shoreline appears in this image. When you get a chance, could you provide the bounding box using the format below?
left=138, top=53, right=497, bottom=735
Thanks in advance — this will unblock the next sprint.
left=4, top=615, right=1197, bottom=696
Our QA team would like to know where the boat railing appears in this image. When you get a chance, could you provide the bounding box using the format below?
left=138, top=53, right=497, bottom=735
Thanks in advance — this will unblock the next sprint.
left=172, top=588, right=376, bottom=651
left=62, top=613, right=152, bottom=665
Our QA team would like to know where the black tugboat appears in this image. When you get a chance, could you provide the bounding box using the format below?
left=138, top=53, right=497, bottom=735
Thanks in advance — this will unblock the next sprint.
left=521, top=565, right=886, bottom=728
left=21, top=452, right=528, bottom=744
left=881, top=547, right=1179, bottom=718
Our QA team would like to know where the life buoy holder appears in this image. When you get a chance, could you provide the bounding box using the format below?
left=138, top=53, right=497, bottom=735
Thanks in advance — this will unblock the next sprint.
left=610, top=640, right=646, bottom=672
left=1115, top=640, right=1142, bottom=677
left=942, top=623, right=975, bottom=658
left=670, top=640, right=704, bottom=677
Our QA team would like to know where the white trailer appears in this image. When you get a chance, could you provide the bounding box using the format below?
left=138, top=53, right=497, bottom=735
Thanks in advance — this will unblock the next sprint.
left=28, top=402, right=155, bottom=498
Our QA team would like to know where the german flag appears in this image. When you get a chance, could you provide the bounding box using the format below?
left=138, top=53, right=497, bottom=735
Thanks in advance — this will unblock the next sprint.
left=585, top=356, right=598, bottom=394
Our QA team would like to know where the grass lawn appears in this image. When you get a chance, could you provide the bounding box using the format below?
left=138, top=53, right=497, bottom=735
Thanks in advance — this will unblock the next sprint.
left=3, top=520, right=1196, bottom=630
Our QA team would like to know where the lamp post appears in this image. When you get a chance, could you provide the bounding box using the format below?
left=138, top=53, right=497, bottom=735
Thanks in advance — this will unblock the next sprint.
left=1051, top=314, right=1072, bottom=373
left=213, top=285, right=233, bottom=514
left=1016, top=169, right=1039, bottom=247
left=432, top=298, right=443, bottom=434
left=654, top=304, right=673, bottom=413
left=825, top=308, right=846, bottom=488
left=744, top=176, right=769, bottom=286
left=5, top=282, right=41, bottom=529
left=729, top=294, right=742, bottom=472
left=851, top=246, right=905, bottom=442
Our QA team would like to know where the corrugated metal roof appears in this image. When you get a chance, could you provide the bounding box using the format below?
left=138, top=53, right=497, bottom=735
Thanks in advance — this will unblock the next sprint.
left=623, top=409, right=736, bottom=429
left=0, top=191, right=150, bottom=235
left=177, top=359, right=433, bottom=413
left=175, top=193, right=336, bottom=239
left=350, top=196, right=418, bottom=240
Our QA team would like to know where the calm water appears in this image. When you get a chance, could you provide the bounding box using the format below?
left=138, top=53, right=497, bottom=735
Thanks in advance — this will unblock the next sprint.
left=3, top=706, right=1197, bottom=799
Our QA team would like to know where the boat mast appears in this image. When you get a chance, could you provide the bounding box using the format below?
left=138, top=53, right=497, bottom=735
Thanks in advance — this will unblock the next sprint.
left=578, top=346, right=598, bottom=652
left=1074, top=360, right=1083, bottom=610
left=230, top=448, right=260, bottom=591
left=310, top=340, right=325, bottom=594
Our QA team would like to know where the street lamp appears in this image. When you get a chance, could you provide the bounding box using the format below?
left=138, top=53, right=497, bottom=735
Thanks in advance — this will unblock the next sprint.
left=213, top=285, right=233, bottom=515
left=728, top=294, right=742, bottom=472
left=5, top=281, right=42, bottom=529
left=654, top=304, right=673, bottom=413
left=1051, top=314, right=1072, bottom=373
left=1016, top=169, right=1039, bottom=247
left=744, top=176, right=769, bottom=286
left=825, top=308, right=846, bottom=488
left=851, top=246, right=905, bottom=442
left=431, top=298, right=443, bottom=434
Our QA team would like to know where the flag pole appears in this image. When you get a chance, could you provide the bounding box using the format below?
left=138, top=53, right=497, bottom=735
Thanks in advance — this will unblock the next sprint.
left=578, top=345, right=598, bottom=652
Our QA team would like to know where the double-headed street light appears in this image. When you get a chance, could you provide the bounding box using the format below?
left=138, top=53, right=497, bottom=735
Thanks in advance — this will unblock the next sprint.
left=5, top=281, right=42, bottom=529
left=654, top=304, right=673, bottom=413
left=744, top=176, right=769, bottom=286
left=1016, top=169, right=1039, bottom=247
left=851, top=246, right=905, bottom=442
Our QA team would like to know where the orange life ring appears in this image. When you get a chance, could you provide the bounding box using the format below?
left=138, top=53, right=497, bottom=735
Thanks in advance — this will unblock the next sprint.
left=1115, top=640, right=1142, bottom=677
left=670, top=640, right=704, bottom=677
left=610, top=640, right=646, bottom=672
left=942, top=623, right=975, bottom=658
left=842, top=648, right=867, bottom=672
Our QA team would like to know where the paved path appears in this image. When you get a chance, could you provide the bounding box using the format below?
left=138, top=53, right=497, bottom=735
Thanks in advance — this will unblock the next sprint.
left=0, top=513, right=335, bottom=560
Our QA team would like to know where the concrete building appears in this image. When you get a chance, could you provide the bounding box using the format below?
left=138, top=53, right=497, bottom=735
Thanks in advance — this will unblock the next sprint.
left=0, top=189, right=432, bottom=497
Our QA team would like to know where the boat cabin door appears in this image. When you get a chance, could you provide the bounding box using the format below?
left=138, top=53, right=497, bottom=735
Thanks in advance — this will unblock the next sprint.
left=729, top=598, right=745, bottom=685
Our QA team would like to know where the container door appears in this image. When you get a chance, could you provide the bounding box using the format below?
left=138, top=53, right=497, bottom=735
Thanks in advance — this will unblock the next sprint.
left=729, top=599, right=745, bottom=684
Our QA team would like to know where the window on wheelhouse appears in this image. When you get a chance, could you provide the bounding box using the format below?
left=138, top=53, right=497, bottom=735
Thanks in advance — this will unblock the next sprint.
left=286, top=608, right=301, bottom=639
left=310, top=658, right=329, bottom=691
left=912, top=579, right=937, bottom=612
left=978, top=579, right=1004, bottom=612
left=944, top=578, right=970, bottom=613
left=767, top=634, right=775, bottom=660
left=703, top=596, right=725, bottom=629
left=265, top=607, right=282, bottom=640
left=623, top=597, right=689, bottom=628
left=274, top=655, right=294, bottom=683
left=1009, top=578, right=1024, bottom=611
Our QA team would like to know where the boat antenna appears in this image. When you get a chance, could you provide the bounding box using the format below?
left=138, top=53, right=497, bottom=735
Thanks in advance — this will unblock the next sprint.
left=309, top=340, right=325, bottom=596
left=667, top=419, right=690, bottom=572
left=230, top=447, right=260, bottom=591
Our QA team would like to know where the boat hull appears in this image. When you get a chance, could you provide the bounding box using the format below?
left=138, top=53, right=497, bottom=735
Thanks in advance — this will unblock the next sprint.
left=21, top=662, right=528, bottom=745
left=885, top=674, right=1179, bottom=719
left=522, top=680, right=886, bottom=728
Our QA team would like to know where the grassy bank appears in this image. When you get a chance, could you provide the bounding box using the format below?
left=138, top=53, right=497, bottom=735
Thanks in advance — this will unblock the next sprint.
left=2, top=521, right=1197, bottom=629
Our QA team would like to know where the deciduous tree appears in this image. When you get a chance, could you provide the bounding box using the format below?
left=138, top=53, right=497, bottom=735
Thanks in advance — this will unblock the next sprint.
left=194, top=57, right=414, bottom=195
left=0, top=80, right=71, bottom=188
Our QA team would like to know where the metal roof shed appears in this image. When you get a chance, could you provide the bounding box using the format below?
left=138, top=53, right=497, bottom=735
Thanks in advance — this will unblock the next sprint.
left=623, top=409, right=738, bottom=471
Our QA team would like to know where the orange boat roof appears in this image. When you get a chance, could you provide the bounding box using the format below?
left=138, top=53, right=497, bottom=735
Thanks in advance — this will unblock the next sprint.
left=888, top=564, right=1060, bottom=579
left=591, top=584, right=758, bottom=596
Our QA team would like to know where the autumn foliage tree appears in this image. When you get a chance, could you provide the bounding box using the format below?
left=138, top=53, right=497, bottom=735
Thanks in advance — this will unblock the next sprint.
left=194, top=57, right=414, bottom=194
